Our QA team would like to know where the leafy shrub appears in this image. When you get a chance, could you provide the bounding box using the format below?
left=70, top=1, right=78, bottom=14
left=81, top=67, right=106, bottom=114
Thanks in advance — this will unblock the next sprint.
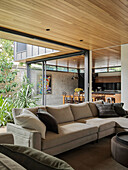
left=13, top=75, right=38, bottom=108
left=0, top=95, right=14, bottom=126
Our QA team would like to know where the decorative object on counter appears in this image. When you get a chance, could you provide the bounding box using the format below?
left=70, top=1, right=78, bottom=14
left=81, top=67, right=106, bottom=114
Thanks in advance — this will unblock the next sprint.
left=74, top=88, right=83, bottom=93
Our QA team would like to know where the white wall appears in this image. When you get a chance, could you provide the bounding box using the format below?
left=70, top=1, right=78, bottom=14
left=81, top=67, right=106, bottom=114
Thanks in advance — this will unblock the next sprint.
left=121, top=44, right=128, bottom=109
left=89, top=50, right=92, bottom=101
left=30, top=69, right=78, bottom=105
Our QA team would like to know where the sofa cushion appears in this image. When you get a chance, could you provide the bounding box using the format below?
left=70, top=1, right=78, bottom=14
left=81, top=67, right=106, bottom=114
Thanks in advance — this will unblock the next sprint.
left=0, top=153, right=25, bottom=170
left=88, top=100, right=103, bottom=117
left=15, top=110, right=46, bottom=139
left=42, top=123, right=98, bottom=150
left=37, top=109, right=59, bottom=134
left=46, top=104, right=74, bottom=124
left=70, top=102, right=93, bottom=120
left=86, top=118, right=115, bottom=131
left=12, top=107, right=47, bottom=123
left=0, top=144, right=73, bottom=170
left=105, top=117, right=128, bottom=129
left=113, top=103, right=126, bottom=117
left=96, top=104, right=119, bottom=118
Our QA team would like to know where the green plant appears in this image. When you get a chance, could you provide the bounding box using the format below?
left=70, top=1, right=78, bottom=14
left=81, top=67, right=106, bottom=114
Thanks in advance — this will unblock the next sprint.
left=0, top=39, right=18, bottom=96
left=13, top=75, right=38, bottom=108
left=0, top=95, right=14, bottom=126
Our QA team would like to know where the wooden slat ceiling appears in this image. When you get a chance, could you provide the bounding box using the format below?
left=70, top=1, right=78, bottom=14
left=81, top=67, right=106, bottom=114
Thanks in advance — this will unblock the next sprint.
left=0, top=0, right=127, bottom=62
left=92, top=46, right=121, bottom=68
left=47, top=46, right=121, bottom=69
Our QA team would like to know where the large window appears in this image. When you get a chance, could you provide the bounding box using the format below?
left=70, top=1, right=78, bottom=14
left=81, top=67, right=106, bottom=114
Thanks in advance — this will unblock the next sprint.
left=109, top=67, right=121, bottom=72
left=46, top=65, right=56, bottom=71
left=57, top=67, right=67, bottom=72
left=69, top=68, right=77, bottom=73
left=17, top=42, right=26, bottom=52
left=95, top=67, right=121, bottom=73
left=95, top=68, right=107, bottom=73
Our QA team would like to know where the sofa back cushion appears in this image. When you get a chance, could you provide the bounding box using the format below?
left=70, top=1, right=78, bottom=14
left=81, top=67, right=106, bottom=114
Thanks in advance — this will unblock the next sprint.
left=46, top=104, right=74, bottom=124
left=0, top=153, right=26, bottom=170
left=70, top=102, right=93, bottom=120
left=0, top=144, right=74, bottom=170
left=15, top=110, right=46, bottom=139
left=113, top=103, right=126, bottom=116
left=88, top=100, right=103, bottom=117
left=27, top=106, right=46, bottom=115
left=96, top=103, right=119, bottom=118
left=12, top=106, right=46, bottom=123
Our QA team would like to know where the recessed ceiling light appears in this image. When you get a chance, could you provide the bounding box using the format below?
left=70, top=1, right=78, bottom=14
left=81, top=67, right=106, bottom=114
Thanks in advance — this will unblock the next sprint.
left=80, top=40, right=83, bottom=42
left=46, top=29, right=50, bottom=31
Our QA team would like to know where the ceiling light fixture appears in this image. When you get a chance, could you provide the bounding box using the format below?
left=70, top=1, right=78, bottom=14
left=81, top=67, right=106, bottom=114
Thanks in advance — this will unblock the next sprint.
left=46, top=29, right=50, bottom=31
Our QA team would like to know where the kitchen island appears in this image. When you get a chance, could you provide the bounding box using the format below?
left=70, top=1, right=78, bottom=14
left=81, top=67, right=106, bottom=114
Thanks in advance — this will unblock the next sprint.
left=92, top=91, right=121, bottom=103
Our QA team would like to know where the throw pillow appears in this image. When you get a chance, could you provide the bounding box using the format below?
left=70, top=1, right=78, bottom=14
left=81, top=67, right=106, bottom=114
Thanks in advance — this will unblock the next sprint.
left=96, top=104, right=119, bottom=118
left=70, top=102, right=93, bottom=120
left=15, top=111, right=46, bottom=139
left=113, top=103, right=126, bottom=116
left=46, top=104, right=74, bottom=124
left=0, top=144, right=74, bottom=170
left=0, top=153, right=26, bottom=170
left=37, top=109, right=59, bottom=134
left=88, top=100, right=103, bottom=117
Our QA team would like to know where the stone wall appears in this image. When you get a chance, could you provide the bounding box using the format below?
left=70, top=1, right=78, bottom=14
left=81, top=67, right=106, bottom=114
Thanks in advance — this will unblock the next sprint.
left=30, top=69, right=78, bottom=105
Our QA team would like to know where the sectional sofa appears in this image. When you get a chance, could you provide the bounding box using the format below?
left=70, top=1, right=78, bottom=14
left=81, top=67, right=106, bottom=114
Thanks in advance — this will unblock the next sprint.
left=7, top=101, right=128, bottom=155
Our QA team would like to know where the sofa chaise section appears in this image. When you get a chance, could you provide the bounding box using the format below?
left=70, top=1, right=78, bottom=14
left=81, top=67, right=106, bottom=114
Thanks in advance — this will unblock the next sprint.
left=85, top=118, right=116, bottom=139
left=104, top=117, right=128, bottom=133
left=42, top=122, right=98, bottom=155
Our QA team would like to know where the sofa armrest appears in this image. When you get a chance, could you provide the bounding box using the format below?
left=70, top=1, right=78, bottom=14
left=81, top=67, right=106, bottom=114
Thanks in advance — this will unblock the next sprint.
left=7, top=123, right=41, bottom=150
left=0, top=133, right=14, bottom=144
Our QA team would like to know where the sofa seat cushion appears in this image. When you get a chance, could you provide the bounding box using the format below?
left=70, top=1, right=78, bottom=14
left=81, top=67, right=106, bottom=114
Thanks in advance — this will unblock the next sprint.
left=0, top=153, right=25, bottom=170
left=46, top=104, right=74, bottom=124
left=85, top=118, right=115, bottom=131
left=70, top=102, right=93, bottom=120
left=42, top=123, right=98, bottom=150
left=105, top=117, right=128, bottom=129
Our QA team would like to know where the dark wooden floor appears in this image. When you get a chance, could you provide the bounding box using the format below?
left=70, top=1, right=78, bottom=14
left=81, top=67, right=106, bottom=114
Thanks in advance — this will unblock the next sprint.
left=57, top=136, right=127, bottom=170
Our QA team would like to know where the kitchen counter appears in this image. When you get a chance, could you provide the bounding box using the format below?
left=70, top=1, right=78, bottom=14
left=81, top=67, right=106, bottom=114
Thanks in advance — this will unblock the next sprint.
left=92, top=91, right=121, bottom=103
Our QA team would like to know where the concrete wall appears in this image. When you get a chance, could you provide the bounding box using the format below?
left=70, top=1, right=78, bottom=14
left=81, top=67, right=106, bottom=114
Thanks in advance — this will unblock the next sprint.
left=121, top=44, right=128, bottom=109
left=30, top=69, right=78, bottom=105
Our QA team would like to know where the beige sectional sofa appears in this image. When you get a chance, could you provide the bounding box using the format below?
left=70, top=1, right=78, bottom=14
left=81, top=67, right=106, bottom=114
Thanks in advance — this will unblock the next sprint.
left=7, top=102, right=128, bottom=155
